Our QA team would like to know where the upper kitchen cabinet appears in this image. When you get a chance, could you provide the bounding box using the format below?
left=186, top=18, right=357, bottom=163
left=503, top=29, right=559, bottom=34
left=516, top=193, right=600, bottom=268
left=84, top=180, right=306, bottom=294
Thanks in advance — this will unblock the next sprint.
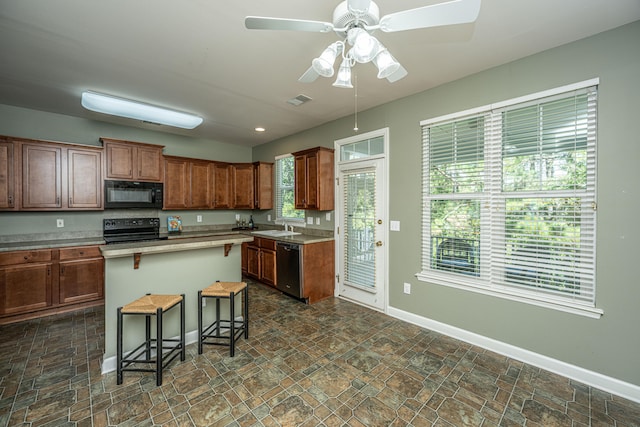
left=211, top=162, right=232, bottom=209
left=0, top=139, right=16, bottom=210
left=19, top=140, right=102, bottom=211
left=232, top=163, right=254, bottom=210
left=253, top=161, right=273, bottom=210
left=293, top=147, right=334, bottom=210
left=163, top=156, right=212, bottom=209
left=101, top=137, right=164, bottom=182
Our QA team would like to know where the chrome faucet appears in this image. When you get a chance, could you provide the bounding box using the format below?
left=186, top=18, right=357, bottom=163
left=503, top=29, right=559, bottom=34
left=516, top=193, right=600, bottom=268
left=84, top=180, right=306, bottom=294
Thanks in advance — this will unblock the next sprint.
left=282, top=221, right=287, bottom=231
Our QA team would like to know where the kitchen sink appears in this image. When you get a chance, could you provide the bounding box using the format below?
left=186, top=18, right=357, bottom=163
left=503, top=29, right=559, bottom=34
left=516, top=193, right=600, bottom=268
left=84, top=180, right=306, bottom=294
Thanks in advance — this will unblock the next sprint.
left=251, top=230, right=302, bottom=237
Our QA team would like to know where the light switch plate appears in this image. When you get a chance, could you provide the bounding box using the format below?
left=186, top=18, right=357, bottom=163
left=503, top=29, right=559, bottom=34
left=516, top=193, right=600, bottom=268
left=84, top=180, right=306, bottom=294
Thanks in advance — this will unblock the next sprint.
left=390, top=220, right=400, bottom=231
left=315, top=217, right=320, bottom=225
left=267, top=214, right=272, bottom=221
left=56, top=219, right=64, bottom=228
left=307, top=217, right=313, bottom=225
left=196, top=215, right=202, bottom=223
left=325, top=212, right=331, bottom=221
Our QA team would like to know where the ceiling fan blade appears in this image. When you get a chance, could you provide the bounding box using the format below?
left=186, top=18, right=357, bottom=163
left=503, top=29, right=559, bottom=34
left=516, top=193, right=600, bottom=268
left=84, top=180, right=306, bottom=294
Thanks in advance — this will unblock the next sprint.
left=386, top=64, right=408, bottom=83
left=245, top=16, right=334, bottom=33
left=347, top=0, right=371, bottom=15
left=298, top=66, right=320, bottom=83
left=379, top=0, right=481, bottom=32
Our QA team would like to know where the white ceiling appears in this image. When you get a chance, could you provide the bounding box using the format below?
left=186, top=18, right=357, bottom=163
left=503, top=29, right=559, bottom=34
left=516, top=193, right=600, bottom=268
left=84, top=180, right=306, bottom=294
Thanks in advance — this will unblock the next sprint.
left=1, top=1, right=639, bottom=147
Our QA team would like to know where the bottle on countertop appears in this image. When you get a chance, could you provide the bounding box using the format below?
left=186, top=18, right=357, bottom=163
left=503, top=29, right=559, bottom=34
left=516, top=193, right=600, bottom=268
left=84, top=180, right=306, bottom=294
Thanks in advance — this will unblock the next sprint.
left=249, top=215, right=254, bottom=229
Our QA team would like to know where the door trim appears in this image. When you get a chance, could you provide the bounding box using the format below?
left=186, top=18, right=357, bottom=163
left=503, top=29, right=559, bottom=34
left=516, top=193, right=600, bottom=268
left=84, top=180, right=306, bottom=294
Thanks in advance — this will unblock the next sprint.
left=334, top=128, right=389, bottom=313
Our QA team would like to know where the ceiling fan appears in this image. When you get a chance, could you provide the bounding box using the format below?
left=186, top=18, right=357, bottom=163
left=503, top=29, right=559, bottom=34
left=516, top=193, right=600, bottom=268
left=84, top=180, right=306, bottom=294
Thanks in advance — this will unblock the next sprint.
left=245, top=0, right=481, bottom=88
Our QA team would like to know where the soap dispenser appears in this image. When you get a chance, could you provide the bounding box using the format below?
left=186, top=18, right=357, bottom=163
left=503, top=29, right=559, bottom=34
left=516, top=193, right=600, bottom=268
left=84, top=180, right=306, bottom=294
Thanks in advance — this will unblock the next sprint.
left=249, top=215, right=254, bottom=229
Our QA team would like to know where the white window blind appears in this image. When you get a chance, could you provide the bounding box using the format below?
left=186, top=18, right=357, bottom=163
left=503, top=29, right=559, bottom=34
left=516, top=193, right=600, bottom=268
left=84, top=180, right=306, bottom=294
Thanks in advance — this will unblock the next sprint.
left=419, top=81, right=598, bottom=314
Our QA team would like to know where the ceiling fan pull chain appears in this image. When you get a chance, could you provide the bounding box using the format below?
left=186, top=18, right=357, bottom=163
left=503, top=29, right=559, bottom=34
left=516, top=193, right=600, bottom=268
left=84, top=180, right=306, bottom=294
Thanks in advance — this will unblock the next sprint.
left=354, top=72, right=359, bottom=132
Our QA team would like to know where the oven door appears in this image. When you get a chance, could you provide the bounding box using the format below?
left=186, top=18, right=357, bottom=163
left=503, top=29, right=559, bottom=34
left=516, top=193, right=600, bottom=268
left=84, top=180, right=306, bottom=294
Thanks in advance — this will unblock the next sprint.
left=104, top=181, right=163, bottom=209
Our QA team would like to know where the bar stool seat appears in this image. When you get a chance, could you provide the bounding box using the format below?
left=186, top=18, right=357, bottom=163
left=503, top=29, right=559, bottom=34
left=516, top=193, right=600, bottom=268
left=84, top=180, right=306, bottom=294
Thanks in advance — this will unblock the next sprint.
left=117, top=293, right=185, bottom=386
left=198, top=281, right=248, bottom=357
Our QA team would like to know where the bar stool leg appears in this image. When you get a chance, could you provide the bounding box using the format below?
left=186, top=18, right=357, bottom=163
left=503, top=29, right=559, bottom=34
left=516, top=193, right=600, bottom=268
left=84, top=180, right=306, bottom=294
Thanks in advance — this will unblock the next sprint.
left=215, top=298, right=221, bottom=338
left=230, top=291, right=235, bottom=357
left=117, top=307, right=123, bottom=385
left=244, top=285, right=249, bottom=339
left=180, top=294, right=185, bottom=361
left=156, top=307, right=163, bottom=386
left=197, top=290, right=203, bottom=354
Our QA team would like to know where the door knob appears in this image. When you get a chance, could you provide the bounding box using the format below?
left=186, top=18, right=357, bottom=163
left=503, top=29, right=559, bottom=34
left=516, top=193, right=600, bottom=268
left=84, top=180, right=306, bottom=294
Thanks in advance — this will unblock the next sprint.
left=376, top=241, right=383, bottom=247
left=377, top=219, right=382, bottom=225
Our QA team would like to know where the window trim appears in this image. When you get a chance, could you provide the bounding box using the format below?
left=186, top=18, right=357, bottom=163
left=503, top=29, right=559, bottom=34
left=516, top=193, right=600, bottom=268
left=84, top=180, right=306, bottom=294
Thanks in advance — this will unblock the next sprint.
left=274, top=153, right=306, bottom=225
left=416, top=79, right=602, bottom=319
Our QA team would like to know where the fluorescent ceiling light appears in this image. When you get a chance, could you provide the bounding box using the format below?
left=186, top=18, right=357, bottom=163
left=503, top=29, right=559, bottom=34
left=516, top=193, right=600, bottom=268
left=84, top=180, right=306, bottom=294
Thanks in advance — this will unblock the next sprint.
left=81, top=91, right=203, bottom=129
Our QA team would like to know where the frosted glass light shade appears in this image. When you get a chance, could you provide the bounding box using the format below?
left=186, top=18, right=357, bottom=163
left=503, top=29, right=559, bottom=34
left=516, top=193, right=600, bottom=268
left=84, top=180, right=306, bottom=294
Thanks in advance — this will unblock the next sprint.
left=373, top=49, right=400, bottom=79
left=333, top=59, right=353, bottom=88
left=351, top=28, right=380, bottom=63
left=81, top=91, right=203, bottom=129
left=312, top=42, right=341, bottom=77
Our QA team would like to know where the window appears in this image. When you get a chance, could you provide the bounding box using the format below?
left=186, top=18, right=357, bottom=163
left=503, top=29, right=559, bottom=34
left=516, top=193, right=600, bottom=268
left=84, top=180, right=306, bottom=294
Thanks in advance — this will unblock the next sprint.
left=418, top=80, right=600, bottom=317
left=275, top=154, right=305, bottom=222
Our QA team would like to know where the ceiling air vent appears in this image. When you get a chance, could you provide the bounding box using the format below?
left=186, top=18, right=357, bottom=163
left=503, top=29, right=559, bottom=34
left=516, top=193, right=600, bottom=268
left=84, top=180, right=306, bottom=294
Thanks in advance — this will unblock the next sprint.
left=287, top=94, right=312, bottom=106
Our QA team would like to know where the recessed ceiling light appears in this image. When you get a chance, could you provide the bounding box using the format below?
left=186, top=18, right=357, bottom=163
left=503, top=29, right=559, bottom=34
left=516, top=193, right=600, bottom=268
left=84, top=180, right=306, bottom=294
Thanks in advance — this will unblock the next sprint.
left=255, top=127, right=266, bottom=132
left=81, top=91, right=203, bottom=129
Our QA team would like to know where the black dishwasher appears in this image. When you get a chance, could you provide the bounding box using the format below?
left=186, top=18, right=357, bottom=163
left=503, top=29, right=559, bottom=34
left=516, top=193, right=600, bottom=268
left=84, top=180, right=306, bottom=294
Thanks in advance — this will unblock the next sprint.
left=276, top=242, right=302, bottom=298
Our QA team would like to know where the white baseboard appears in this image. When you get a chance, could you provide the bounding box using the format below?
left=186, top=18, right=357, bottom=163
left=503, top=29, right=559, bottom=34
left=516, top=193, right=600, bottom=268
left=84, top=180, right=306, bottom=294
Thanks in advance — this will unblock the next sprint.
left=387, top=305, right=640, bottom=404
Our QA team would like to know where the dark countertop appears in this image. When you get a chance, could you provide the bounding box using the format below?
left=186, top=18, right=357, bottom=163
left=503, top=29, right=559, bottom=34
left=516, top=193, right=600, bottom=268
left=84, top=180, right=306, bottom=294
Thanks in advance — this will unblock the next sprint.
left=0, top=228, right=334, bottom=253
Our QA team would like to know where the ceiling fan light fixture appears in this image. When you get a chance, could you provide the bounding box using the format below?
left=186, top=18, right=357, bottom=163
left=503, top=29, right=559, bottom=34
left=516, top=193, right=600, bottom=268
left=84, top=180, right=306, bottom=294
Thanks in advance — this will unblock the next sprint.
left=373, top=49, right=400, bottom=79
left=81, top=91, right=203, bottom=129
left=312, top=42, right=342, bottom=77
left=332, top=58, right=353, bottom=88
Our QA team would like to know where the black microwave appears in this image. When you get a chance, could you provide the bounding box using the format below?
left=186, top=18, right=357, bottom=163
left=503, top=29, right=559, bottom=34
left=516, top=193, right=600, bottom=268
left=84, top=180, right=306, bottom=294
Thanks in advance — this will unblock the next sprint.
left=104, top=180, right=163, bottom=209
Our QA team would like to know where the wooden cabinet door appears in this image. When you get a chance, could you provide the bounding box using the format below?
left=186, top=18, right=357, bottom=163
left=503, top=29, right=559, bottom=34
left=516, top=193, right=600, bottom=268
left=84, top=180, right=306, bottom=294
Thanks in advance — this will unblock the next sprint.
left=261, top=249, right=277, bottom=287
left=190, top=160, right=212, bottom=208
left=0, top=140, right=15, bottom=209
left=294, top=154, right=307, bottom=209
left=59, top=257, right=104, bottom=305
left=233, top=164, right=254, bottom=209
left=67, top=148, right=102, bottom=209
left=22, top=143, right=62, bottom=209
left=0, top=263, right=52, bottom=315
left=136, top=145, right=163, bottom=181
left=104, top=141, right=134, bottom=180
left=305, top=151, right=319, bottom=209
left=164, top=157, right=189, bottom=209
left=212, top=163, right=232, bottom=209
left=254, top=162, right=273, bottom=210
left=246, top=245, right=260, bottom=279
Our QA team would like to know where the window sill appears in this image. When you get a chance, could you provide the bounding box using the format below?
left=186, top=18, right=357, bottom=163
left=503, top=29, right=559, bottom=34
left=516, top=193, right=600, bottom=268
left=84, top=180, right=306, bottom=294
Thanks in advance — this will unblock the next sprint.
left=415, top=272, right=604, bottom=319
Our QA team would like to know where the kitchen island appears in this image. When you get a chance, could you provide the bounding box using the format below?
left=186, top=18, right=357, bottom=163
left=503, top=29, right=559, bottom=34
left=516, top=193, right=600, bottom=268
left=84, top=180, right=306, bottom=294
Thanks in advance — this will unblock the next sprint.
left=100, top=233, right=253, bottom=374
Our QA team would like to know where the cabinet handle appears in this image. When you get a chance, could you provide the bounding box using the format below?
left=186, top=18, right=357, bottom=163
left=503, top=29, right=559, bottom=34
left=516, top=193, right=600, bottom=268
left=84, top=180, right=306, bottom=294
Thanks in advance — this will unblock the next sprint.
left=23, top=256, right=28, bottom=260
left=56, top=197, right=60, bottom=204
left=61, top=266, right=65, bottom=274
left=7, top=195, right=12, bottom=204
left=47, top=267, right=51, bottom=276
left=69, top=197, right=73, bottom=205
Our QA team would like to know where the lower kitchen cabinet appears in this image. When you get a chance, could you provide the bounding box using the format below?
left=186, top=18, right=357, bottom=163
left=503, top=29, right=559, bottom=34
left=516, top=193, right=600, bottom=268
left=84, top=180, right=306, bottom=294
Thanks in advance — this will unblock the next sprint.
left=245, top=237, right=277, bottom=287
left=0, top=245, right=104, bottom=324
left=59, top=246, right=104, bottom=305
left=242, top=237, right=334, bottom=304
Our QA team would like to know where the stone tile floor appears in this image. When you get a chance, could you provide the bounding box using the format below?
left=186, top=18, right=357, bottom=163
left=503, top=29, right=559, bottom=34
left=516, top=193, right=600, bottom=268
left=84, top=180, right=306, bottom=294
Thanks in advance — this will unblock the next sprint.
left=1, top=280, right=639, bottom=426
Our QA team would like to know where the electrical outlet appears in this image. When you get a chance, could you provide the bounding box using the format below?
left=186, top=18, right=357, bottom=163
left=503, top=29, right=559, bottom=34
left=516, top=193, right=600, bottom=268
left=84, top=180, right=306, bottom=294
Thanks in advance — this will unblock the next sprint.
left=390, top=220, right=400, bottom=231
left=403, top=282, right=411, bottom=294
left=235, top=214, right=240, bottom=221
left=56, top=219, right=64, bottom=228
left=307, top=216, right=313, bottom=225
left=315, top=217, right=320, bottom=225
left=325, top=212, right=331, bottom=221
left=267, top=214, right=272, bottom=221
left=196, top=215, right=202, bottom=223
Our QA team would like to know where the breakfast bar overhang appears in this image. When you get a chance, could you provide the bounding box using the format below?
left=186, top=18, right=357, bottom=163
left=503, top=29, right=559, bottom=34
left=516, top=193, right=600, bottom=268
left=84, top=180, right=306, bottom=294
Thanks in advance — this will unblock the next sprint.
left=99, top=233, right=254, bottom=374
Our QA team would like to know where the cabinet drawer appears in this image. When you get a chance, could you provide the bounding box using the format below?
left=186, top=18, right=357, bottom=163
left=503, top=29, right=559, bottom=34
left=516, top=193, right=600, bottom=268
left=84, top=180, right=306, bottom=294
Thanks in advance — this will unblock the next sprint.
left=0, top=249, right=52, bottom=266
left=59, top=246, right=102, bottom=261
left=258, top=238, right=276, bottom=250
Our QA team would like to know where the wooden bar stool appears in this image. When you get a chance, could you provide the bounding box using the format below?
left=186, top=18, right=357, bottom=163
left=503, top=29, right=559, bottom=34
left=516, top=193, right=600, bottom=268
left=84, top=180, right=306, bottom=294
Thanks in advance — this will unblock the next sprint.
left=117, top=293, right=185, bottom=386
left=198, top=281, right=248, bottom=357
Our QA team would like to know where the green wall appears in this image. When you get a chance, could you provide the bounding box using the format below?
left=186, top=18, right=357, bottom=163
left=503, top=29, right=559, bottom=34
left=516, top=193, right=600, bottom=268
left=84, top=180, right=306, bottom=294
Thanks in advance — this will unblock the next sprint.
left=253, top=21, right=640, bottom=387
